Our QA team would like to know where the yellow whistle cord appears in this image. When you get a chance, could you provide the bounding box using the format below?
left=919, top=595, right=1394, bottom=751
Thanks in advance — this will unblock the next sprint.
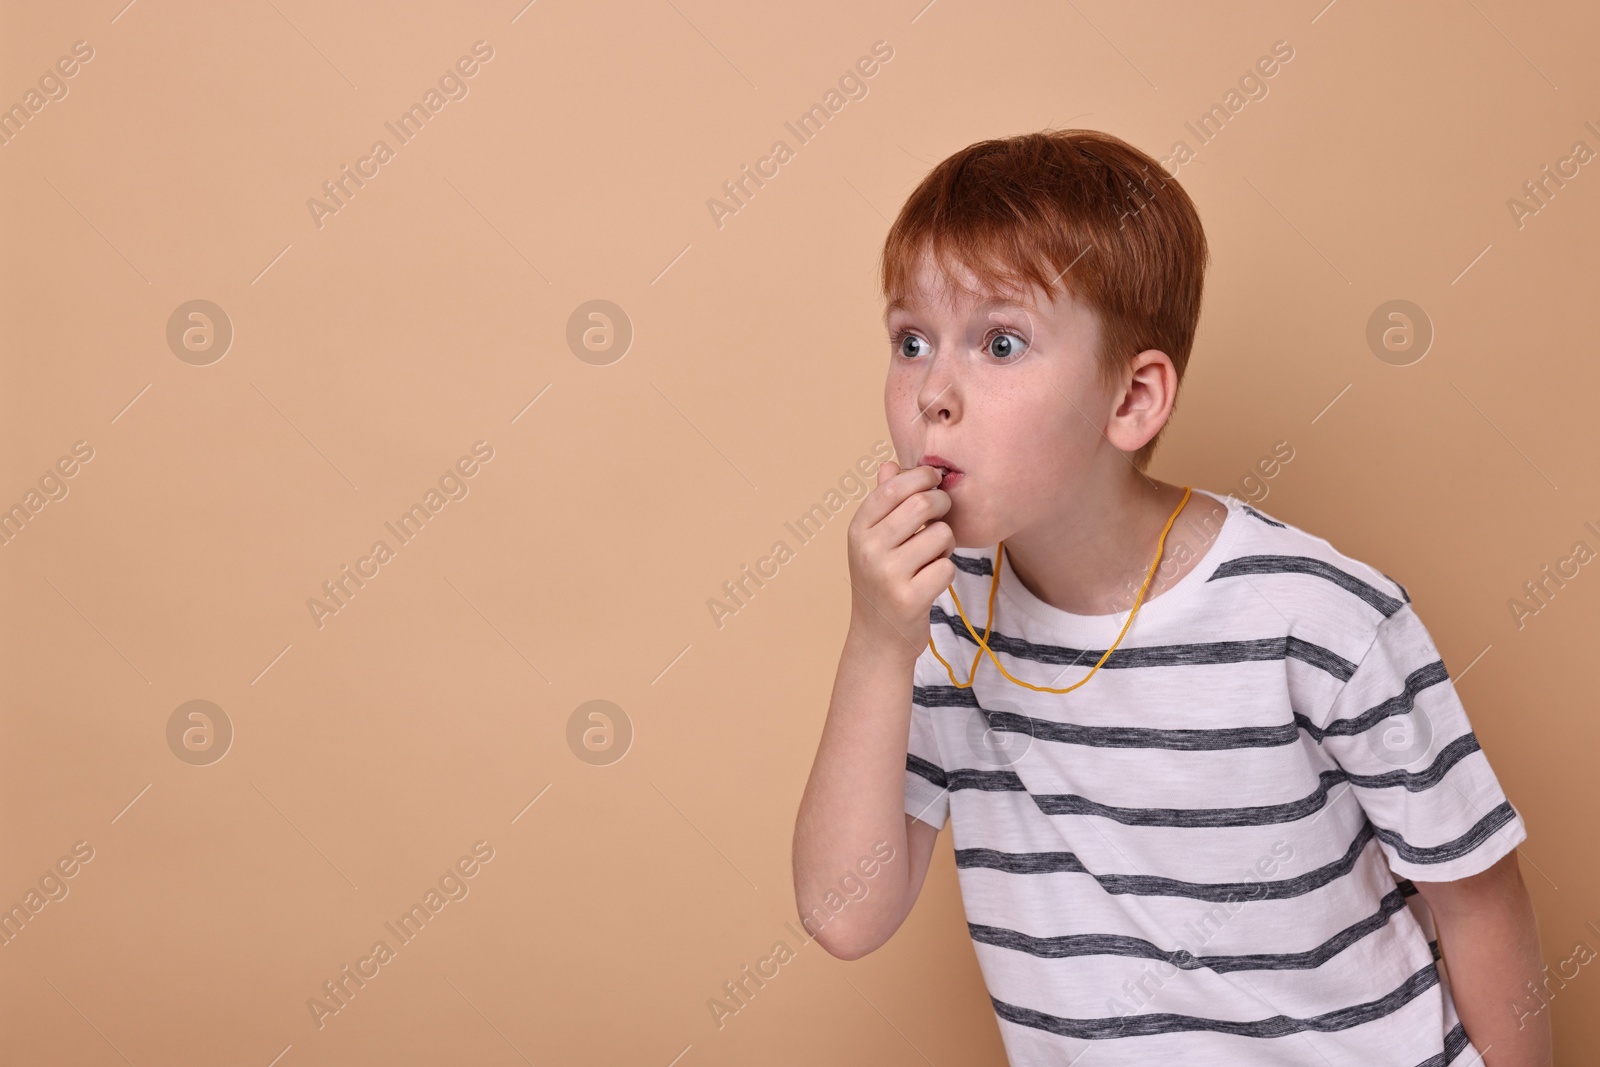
left=928, top=486, right=1192, bottom=693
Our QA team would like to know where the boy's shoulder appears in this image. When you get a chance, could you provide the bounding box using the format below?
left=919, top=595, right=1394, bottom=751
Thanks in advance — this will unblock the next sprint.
left=1213, top=490, right=1414, bottom=659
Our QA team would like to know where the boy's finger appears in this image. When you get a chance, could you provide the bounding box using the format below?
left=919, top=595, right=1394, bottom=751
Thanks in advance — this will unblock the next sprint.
left=858, top=461, right=937, bottom=532
left=856, top=461, right=905, bottom=530
left=878, top=481, right=951, bottom=549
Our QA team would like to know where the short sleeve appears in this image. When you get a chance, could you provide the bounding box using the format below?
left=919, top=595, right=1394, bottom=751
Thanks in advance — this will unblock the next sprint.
left=1314, top=602, right=1527, bottom=882
left=905, top=651, right=950, bottom=831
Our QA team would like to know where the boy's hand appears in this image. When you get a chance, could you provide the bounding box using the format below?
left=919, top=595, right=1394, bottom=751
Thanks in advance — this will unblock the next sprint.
left=845, top=460, right=956, bottom=664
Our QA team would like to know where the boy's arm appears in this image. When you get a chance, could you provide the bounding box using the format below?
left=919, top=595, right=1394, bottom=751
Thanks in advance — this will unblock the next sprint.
left=792, top=461, right=955, bottom=960
left=1304, top=598, right=1542, bottom=1059
left=1413, top=850, right=1552, bottom=1067
left=792, top=623, right=941, bottom=959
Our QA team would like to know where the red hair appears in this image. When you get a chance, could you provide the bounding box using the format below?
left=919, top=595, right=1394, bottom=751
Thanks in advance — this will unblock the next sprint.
left=880, top=129, right=1209, bottom=471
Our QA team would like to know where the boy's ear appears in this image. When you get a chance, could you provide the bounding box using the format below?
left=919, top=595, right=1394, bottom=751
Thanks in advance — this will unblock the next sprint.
left=1108, top=350, right=1177, bottom=453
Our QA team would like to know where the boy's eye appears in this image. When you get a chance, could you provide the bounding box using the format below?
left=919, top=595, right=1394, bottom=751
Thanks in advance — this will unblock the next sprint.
left=895, top=332, right=930, bottom=358
left=986, top=331, right=1027, bottom=360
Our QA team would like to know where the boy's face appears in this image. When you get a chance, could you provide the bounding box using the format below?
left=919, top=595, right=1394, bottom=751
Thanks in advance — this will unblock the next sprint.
left=883, top=253, right=1120, bottom=549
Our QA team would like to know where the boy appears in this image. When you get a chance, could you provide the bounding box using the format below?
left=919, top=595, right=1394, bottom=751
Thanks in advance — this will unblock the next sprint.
left=791, top=129, right=1549, bottom=1066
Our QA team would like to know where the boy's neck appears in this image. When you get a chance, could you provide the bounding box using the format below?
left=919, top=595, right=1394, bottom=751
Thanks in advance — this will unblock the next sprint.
left=1001, top=472, right=1228, bottom=618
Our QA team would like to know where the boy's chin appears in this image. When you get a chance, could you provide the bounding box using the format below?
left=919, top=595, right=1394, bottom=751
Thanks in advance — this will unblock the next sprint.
left=946, top=516, right=1001, bottom=551
left=947, top=506, right=1028, bottom=551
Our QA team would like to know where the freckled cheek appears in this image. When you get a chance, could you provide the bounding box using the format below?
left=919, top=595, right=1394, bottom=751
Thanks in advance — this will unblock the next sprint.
left=996, top=404, right=1058, bottom=454
left=882, top=378, right=905, bottom=418
left=993, top=414, right=1076, bottom=485
left=882, top=389, right=917, bottom=461
left=884, top=387, right=914, bottom=434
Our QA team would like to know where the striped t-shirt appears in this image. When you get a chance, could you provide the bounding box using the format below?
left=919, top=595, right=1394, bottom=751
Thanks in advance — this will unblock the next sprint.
left=903, top=487, right=1527, bottom=1067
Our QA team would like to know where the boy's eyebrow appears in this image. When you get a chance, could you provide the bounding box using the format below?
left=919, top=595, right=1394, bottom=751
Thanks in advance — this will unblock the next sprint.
left=884, top=298, right=953, bottom=327
left=883, top=294, right=1039, bottom=323
left=978, top=296, right=1039, bottom=314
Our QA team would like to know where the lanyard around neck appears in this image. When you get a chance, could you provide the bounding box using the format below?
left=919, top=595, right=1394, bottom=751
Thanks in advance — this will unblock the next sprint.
left=927, top=485, right=1193, bottom=693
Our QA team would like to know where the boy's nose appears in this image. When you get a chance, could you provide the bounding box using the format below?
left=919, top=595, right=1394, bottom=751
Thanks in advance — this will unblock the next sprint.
left=917, top=378, right=957, bottom=423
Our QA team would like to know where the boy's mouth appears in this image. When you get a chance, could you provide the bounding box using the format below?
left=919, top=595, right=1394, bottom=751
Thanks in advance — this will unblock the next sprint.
left=921, top=454, right=963, bottom=489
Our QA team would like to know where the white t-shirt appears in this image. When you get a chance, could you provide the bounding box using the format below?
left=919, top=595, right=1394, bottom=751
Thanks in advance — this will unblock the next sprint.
left=904, top=487, right=1526, bottom=1066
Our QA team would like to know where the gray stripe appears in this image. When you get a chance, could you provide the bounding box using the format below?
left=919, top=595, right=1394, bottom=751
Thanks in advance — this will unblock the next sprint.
left=1373, top=801, right=1520, bottom=867
left=951, top=552, right=994, bottom=576
left=1027, top=766, right=1389, bottom=827
left=1342, top=733, right=1483, bottom=792
left=968, top=884, right=1411, bottom=971
left=931, top=606, right=1361, bottom=681
left=1242, top=505, right=1285, bottom=528
left=1419, top=1022, right=1473, bottom=1067
left=955, top=821, right=1379, bottom=901
left=932, top=737, right=1482, bottom=827
left=915, top=659, right=1450, bottom=753
left=906, top=752, right=946, bottom=789
left=950, top=547, right=1407, bottom=620
left=944, top=766, right=1024, bottom=793
left=1379, top=570, right=1412, bottom=605
left=983, top=707, right=1302, bottom=751
left=1209, top=554, right=1406, bottom=617
left=1031, top=767, right=1353, bottom=826
left=1301, top=661, right=1450, bottom=741
left=915, top=684, right=1302, bottom=750
left=953, top=806, right=1518, bottom=891
left=990, top=959, right=1439, bottom=1040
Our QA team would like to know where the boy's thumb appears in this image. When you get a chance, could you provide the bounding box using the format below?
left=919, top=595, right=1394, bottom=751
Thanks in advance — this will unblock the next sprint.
left=877, top=459, right=900, bottom=486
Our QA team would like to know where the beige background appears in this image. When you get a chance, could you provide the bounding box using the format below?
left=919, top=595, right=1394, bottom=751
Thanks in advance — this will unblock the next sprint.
left=3, top=0, right=1597, bottom=1063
